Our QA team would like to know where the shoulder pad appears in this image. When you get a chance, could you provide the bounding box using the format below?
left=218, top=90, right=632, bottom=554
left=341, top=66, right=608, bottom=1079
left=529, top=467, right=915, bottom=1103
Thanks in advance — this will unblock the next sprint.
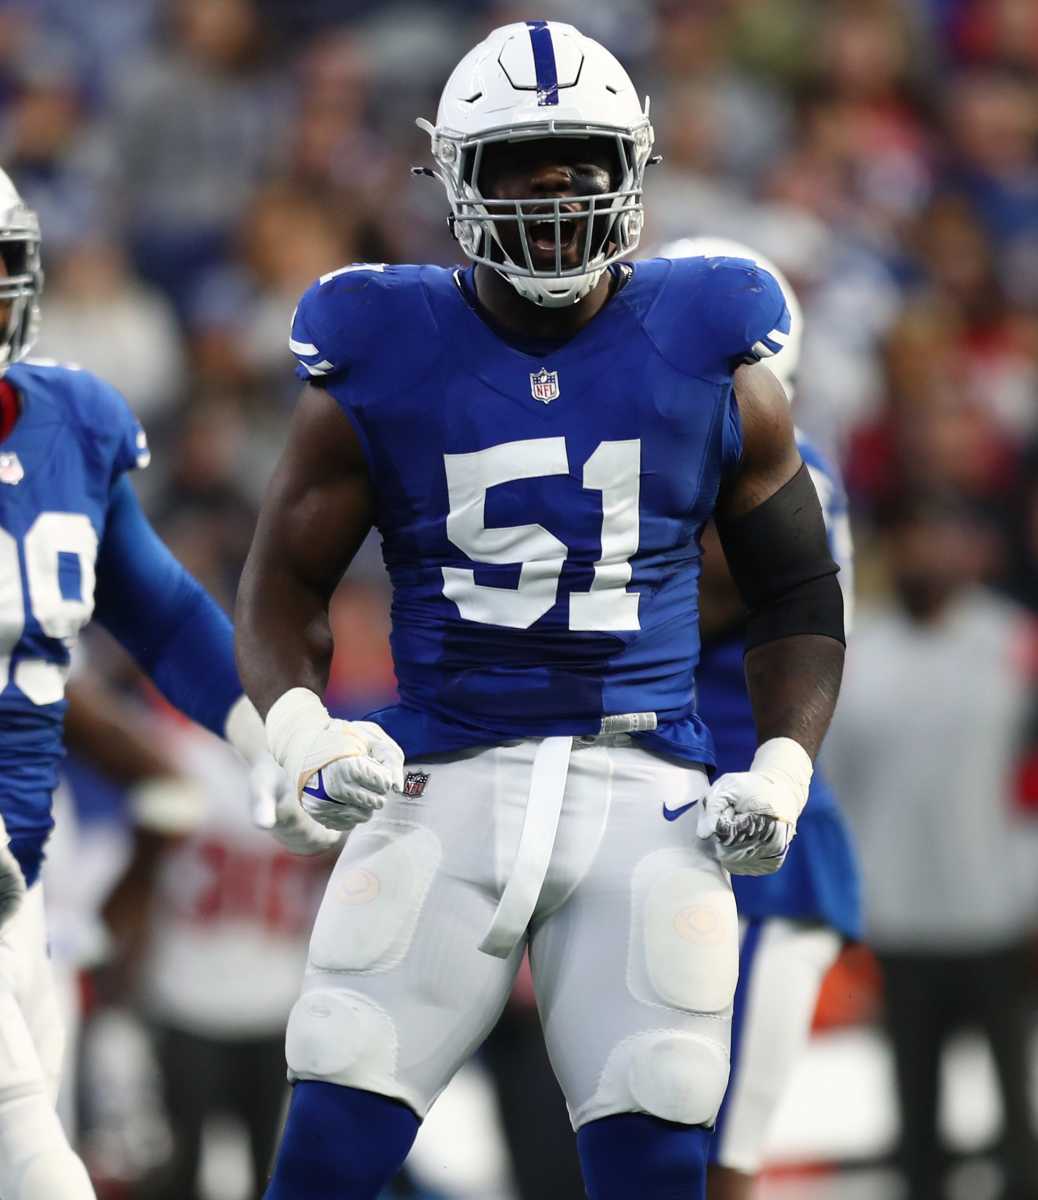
left=656, top=256, right=792, bottom=375
left=19, top=361, right=149, bottom=477
left=290, top=263, right=425, bottom=385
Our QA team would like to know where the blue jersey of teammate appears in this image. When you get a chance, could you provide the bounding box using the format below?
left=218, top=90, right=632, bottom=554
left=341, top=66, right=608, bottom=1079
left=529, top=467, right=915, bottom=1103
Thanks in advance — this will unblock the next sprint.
left=290, top=256, right=791, bottom=767
left=0, top=361, right=243, bottom=887
left=696, top=434, right=861, bottom=938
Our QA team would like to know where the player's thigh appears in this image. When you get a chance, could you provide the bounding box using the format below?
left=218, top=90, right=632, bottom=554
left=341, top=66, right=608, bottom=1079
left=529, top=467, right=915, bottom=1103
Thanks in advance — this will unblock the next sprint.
left=531, top=743, right=738, bottom=1130
left=712, top=918, right=842, bottom=1174
left=287, top=747, right=524, bottom=1118
left=0, top=885, right=65, bottom=1100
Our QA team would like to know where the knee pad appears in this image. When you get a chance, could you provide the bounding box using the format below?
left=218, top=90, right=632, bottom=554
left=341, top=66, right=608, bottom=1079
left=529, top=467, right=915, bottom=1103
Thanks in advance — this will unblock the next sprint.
left=286, top=988, right=397, bottom=1085
left=13, top=1146, right=95, bottom=1200
left=308, top=824, right=441, bottom=974
left=0, top=1093, right=95, bottom=1200
left=595, top=1030, right=730, bottom=1128
left=629, top=1031, right=730, bottom=1126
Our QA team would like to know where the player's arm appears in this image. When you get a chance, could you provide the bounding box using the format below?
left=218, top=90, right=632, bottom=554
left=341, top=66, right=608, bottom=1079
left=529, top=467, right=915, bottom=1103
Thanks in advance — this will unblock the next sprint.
left=234, top=386, right=403, bottom=831
left=235, top=386, right=373, bottom=715
left=718, top=364, right=844, bottom=756
left=698, top=363, right=845, bottom=874
left=696, top=523, right=747, bottom=643
left=92, top=477, right=339, bottom=854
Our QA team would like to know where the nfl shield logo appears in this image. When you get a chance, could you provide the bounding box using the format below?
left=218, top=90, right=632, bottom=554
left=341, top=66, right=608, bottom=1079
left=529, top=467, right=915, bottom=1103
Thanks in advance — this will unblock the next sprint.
left=0, top=453, right=23, bottom=485
left=403, top=771, right=429, bottom=798
left=529, top=367, right=560, bottom=404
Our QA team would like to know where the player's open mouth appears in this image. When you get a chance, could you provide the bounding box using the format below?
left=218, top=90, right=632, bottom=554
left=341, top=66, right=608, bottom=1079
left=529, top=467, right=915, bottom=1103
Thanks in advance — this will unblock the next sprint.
left=528, top=217, right=581, bottom=255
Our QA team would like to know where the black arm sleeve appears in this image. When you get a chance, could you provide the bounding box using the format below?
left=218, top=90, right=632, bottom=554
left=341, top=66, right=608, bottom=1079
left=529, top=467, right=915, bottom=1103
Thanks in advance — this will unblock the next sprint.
left=716, top=464, right=845, bottom=651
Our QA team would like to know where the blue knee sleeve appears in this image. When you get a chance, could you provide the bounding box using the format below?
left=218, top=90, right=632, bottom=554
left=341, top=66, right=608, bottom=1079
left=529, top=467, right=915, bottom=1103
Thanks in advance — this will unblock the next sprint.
left=264, top=1082, right=419, bottom=1199
left=577, top=1113, right=711, bottom=1200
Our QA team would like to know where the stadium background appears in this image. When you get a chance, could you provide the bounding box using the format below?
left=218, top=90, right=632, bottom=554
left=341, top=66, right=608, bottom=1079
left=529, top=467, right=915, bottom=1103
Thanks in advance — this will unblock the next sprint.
left=1, top=0, right=1036, bottom=1196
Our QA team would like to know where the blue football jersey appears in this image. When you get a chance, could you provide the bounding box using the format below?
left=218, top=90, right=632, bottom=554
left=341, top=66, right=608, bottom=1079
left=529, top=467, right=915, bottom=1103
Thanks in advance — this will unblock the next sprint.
left=0, top=360, right=147, bottom=882
left=696, top=432, right=861, bottom=937
left=290, top=257, right=791, bottom=766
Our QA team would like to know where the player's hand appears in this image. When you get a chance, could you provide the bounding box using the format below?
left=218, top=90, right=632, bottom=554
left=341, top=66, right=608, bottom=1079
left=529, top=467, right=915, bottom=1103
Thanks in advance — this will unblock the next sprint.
left=0, top=814, right=26, bottom=930
left=249, top=754, right=343, bottom=855
left=696, top=738, right=812, bottom=877
left=295, top=721, right=404, bottom=832
left=265, top=690, right=405, bottom=833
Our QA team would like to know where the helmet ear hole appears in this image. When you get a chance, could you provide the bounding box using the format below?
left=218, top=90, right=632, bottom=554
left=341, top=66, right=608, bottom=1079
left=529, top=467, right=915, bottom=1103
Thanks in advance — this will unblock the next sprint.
left=0, top=243, right=27, bottom=278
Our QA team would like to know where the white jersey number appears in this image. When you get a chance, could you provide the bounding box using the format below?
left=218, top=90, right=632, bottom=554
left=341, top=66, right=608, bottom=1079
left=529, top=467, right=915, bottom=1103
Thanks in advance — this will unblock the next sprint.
left=0, top=513, right=98, bottom=705
left=442, top=438, right=641, bottom=631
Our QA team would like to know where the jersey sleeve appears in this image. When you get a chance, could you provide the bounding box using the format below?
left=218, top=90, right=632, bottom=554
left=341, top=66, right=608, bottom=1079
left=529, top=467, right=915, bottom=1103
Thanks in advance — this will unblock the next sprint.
left=94, top=475, right=243, bottom=737
left=289, top=263, right=390, bottom=386
left=701, top=256, right=792, bottom=367
left=67, top=369, right=151, bottom=482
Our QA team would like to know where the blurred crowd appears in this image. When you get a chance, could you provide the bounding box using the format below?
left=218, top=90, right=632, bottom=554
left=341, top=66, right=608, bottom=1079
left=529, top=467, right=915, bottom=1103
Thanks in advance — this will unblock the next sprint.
left=2, top=0, right=1038, bottom=1196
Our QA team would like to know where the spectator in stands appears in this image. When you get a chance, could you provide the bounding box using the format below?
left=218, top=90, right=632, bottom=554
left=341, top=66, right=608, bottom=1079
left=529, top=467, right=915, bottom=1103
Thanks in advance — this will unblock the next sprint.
left=826, top=491, right=1038, bottom=1200
left=111, top=0, right=290, bottom=310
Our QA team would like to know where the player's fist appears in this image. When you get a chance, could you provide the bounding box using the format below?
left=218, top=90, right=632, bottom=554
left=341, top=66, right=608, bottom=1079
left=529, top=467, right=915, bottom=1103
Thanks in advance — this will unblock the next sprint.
left=696, top=737, right=812, bottom=877
left=0, top=814, right=26, bottom=930
left=249, top=754, right=343, bottom=854
left=265, top=690, right=405, bottom=833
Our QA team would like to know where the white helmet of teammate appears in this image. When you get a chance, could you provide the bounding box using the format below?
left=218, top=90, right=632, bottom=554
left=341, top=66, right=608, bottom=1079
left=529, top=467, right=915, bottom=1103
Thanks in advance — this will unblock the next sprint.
left=0, top=168, right=41, bottom=373
left=659, top=237, right=803, bottom=400
left=417, top=21, right=654, bottom=308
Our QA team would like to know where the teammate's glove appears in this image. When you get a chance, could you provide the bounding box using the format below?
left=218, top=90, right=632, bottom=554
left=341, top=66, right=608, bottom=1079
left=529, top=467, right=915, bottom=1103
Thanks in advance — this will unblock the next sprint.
left=697, top=737, right=812, bottom=876
left=249, top=753, right=343, bottom=854
left=0, top=813, right=26, bottom=930
left=265, top=688, right=405, bottom=833
left=225, top=694, right=342, bottom=854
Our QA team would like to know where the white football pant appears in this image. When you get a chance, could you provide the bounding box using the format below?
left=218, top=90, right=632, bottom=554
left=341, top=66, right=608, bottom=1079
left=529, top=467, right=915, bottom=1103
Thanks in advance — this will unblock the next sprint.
left=0, top=883, right=95, bottom=1198
left=713, top=917, right=842, bottom=1173
left=286, top=734, right=740, bottom=1130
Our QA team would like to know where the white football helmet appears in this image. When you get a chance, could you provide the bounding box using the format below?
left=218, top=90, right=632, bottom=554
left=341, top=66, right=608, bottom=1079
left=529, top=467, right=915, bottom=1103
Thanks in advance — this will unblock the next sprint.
left=0, top=168, right=41, bottom=373
left=417, top=21, right=654, bottom=308
left=659, top=236, right=803, bottom=400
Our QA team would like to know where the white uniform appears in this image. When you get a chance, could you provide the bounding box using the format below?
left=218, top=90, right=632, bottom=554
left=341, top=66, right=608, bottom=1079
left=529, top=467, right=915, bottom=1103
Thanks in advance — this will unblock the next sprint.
left=287, top=735, right=737, bottom=1130
left=139, top=727, right=327, bottom=1039
left=0, top=883, right=94, bottom=1196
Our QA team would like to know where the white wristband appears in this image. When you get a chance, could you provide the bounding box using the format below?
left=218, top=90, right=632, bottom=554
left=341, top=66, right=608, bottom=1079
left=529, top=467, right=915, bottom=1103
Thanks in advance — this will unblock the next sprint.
left=265, top=688, right=331, bottom=767
left=750, top=737, right=813, bottom=827
left=224, top=694, right=268, bottom=766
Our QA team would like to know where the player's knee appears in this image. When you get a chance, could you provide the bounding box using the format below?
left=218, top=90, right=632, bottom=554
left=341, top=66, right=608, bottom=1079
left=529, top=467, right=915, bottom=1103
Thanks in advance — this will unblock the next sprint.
left=628, top=1031, right=730, bottom=1127
left=13, top=1147, right=95, bottom=1200
left=286, top=988, right=397, bottom=1090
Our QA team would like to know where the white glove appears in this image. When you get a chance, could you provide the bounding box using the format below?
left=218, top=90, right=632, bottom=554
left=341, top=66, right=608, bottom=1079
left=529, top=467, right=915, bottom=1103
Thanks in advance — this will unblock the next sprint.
left=265, top=689, right=405, bottom=833
left=697, top=737, right=812, bottom=877
left=249, top=754, right=343, bottom=855
left=0, top=814, right=26, bottom=931
left=226, top=693, right=342, bottom=853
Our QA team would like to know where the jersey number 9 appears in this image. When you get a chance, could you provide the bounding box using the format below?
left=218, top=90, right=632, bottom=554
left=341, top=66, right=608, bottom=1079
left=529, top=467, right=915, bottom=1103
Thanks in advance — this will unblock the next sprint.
left=0, top=513, right=98, bottom=705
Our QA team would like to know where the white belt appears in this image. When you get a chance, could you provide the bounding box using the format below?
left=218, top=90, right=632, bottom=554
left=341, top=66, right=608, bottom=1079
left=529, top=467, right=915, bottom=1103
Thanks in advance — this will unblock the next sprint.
left=479, top=735, right=571, bottom=958
left=478, top=712, right=657, bottom=959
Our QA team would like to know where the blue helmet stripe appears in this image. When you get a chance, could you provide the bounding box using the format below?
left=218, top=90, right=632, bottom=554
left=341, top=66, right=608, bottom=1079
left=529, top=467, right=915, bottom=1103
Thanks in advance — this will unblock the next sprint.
left=526, top=20, right=559, bottom=106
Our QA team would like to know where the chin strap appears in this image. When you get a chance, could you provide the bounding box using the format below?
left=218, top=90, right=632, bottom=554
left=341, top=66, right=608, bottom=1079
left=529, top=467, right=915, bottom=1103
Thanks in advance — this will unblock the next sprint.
left=504, top=265, right=605, bottom=308
left=0, top=379, right=20, bottom=442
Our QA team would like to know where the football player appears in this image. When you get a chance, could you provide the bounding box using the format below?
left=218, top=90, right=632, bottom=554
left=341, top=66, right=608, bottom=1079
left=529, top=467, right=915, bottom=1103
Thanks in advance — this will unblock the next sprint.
left=236, top=22, right=846, bottom=1200
left=663, top=238, right=861, bottom=1199
left=0, top=167, right=339, bottom=1200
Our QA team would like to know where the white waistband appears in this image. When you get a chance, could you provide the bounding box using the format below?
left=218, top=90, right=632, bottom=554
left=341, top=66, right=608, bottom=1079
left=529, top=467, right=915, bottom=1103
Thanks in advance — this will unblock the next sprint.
left=477, top=711, right=658, bottom=959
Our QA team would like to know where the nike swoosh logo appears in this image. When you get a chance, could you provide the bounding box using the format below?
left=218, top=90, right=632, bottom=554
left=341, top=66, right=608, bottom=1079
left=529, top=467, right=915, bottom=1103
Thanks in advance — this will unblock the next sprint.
left=302, top=770, right=330, bottom=801
left=662, top=800, right=698, bottom=822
